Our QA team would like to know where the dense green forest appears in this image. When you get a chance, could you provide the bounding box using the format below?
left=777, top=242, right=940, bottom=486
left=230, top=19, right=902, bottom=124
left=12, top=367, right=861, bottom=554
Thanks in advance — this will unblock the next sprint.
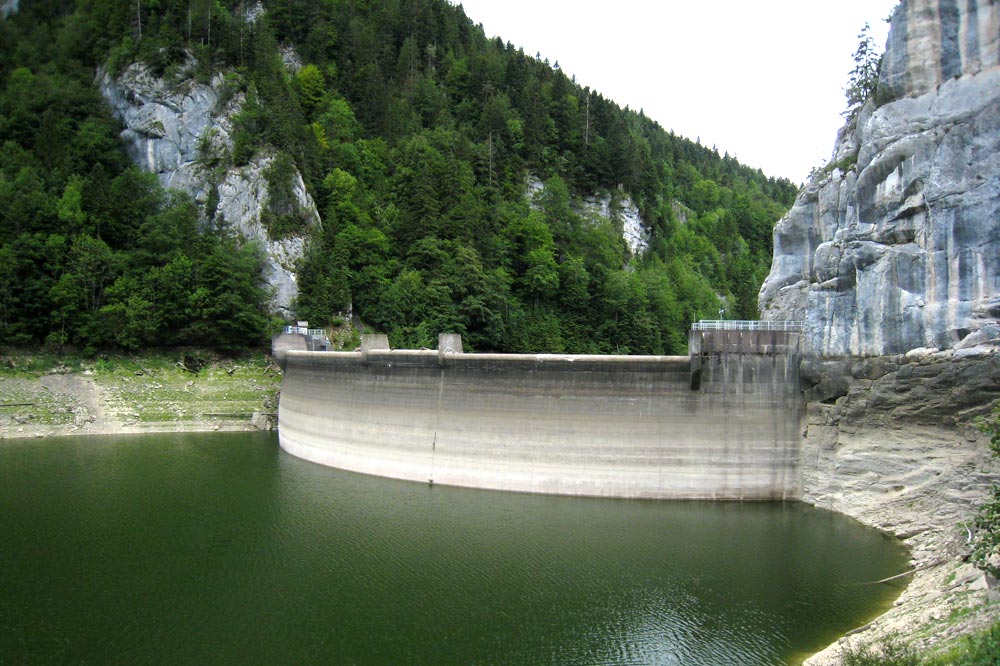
left=0, top=0, right=797, bottom=354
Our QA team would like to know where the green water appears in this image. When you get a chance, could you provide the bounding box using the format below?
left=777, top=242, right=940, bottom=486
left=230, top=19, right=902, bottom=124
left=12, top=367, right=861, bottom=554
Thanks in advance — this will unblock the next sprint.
left=0, top=432, right=908, bottom=665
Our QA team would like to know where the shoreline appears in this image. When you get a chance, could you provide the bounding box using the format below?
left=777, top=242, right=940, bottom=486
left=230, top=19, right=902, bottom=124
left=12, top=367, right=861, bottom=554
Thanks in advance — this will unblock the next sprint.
left=802, top=502, right=995, bottom=665
left=0, top=353, right=279, bottom=442
left=798, top=350, right=1000, bottom=664
left=1, top=417, right=271, bottom=441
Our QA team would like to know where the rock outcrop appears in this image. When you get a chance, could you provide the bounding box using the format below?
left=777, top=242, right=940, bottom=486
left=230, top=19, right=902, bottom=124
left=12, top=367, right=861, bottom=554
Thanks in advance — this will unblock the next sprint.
left=1, top=0, right=18, bottom=19
left=760, top=0, right=1000, bottom=356
left=800, top=350, right=1000, bottom=663
left=98, top=59, right=319, bottom=317
left=584, top=190, right=649, bottom=256
left=527, top=176, right=650, bottom=257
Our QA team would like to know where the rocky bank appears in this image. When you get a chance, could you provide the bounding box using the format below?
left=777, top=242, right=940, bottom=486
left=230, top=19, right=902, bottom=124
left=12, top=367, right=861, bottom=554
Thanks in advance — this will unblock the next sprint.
left=0, top=355, right=280, bottom=440
left=800, top=349, right=1000, bottom=663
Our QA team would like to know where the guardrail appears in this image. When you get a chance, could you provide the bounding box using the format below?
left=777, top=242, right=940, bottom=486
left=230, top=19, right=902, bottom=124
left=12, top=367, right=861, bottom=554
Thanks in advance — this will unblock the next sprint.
left=692, top=320, right=804, bottom=332
left=284, top=326, right=328, bottom=337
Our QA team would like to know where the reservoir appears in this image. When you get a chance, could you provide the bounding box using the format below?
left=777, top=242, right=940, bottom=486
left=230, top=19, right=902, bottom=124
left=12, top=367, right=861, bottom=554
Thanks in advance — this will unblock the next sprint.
left=0, top=432, right=908, bottom=665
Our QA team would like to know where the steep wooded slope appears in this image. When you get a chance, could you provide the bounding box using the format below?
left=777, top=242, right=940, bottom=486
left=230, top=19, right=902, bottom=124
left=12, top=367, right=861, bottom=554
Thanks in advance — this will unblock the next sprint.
left=1, top=0, right=796, bottom=353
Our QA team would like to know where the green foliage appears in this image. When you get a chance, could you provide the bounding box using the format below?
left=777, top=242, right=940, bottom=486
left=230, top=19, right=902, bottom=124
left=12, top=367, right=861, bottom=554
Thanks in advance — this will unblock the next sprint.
left=293, top=64, right=325, bottom=117
left=840, top=622, right=1000, bottom=666
left=845, top=22, right=882, bottom=116
left=0, top=0, right=799, bottom=354
left=839, top=636, right=921, bottom=666
left=926, top=621, right=1000, bottom=666
left=971, top=405, right=1000, bottom=578
left=972, top=487, right=1000, bottom=579
left=262, top=152, right=311, bottom=238
left=985, top=404, right=1000, bottom=458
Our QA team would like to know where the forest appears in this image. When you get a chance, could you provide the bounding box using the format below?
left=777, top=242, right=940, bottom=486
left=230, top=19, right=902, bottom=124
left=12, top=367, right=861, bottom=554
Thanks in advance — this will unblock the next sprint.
left=0, top=0, right=798, bottom=354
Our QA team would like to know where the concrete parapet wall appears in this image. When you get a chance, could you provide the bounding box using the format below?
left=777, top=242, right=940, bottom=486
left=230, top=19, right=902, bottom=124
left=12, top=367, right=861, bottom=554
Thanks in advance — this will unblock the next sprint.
left=278, top=349, right=804, bottom=500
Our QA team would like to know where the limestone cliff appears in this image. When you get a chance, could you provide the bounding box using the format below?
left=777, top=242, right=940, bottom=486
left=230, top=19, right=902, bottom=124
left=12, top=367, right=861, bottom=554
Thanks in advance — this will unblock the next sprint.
left=98, top=59, right=319, bottom=318
left=760, top=0, right=1000, bottom=356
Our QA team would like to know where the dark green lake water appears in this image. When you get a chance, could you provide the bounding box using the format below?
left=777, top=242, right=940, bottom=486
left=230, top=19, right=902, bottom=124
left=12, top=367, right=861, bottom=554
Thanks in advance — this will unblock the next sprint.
left=0, top=432, right=908, bottom=665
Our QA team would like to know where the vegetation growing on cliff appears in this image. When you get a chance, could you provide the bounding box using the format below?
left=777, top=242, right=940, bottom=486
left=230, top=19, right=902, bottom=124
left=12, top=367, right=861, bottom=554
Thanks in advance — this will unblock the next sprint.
left=972, top=405, right=1000, bottom=578
left=0, top=0, right=796, bottom=354
left=0, top=4, right=273, bottom=352
left=844, top=22, right=882, bottom=117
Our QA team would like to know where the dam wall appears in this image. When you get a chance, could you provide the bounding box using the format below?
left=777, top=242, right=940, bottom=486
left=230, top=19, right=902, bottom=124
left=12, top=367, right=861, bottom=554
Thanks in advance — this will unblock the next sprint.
left=277, top=331, right=804, bottom=500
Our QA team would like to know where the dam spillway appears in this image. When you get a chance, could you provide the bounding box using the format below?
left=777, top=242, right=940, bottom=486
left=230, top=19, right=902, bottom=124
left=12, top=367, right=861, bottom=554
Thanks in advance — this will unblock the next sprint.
left=276, top=328, right=805, bottom=500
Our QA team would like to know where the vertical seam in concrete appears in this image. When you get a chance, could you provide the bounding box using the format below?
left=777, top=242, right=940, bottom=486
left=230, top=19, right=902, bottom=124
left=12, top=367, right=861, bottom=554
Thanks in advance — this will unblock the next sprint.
left=429, top=368, right=445, bottom=484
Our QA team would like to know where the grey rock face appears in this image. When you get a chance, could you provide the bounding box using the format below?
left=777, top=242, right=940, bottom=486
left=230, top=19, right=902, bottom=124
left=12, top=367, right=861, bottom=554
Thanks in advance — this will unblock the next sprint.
left=98, top=61, right=237, bottom=201
left=1, top=0, right=18, bottom=18
left=760, top=0, right=1000, bottom=356
left=583, top=190, right=649, bottom=257
left=527, top=176, right=650, bottom=258
left=214, top=154, right=315, bottom=315
left=98, top=60, right=319, bottom=318
left=880, top=0, right=1000, bottom=102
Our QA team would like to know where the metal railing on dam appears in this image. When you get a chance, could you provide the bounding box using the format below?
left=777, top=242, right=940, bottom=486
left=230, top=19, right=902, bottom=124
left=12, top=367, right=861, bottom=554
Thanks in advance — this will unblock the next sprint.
left=276, top=332, right=804, bottom=501
left=692, top=320, right=805, bottom=332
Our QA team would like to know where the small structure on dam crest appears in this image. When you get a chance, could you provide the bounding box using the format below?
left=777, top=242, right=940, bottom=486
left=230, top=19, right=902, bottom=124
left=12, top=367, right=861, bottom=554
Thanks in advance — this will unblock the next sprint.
left=276, top=325, right=805, bottom=500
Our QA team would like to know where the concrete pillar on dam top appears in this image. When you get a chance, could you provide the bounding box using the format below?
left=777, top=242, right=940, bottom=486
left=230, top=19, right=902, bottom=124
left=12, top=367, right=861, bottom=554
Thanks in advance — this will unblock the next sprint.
left=438, top=333, right=463, bottom=354
left=438, top=333, right=463, bottom=365
left=360, top=334, right=390, bottom=365
left=360, top=334, right=390, bottom=351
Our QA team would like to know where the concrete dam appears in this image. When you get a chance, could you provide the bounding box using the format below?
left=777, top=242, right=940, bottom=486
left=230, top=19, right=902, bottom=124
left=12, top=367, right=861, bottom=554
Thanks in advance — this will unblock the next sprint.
left=275, top=324, right=805, bottom=500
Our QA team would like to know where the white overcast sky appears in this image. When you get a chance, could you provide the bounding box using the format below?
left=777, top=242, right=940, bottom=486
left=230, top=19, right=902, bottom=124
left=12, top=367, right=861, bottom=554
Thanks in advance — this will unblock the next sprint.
left=454, top=0, right=899, bottom=184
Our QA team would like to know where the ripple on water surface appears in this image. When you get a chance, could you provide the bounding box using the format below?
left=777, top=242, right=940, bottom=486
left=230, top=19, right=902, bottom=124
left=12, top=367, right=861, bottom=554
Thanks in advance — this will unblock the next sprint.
left=0, top=432, right=908, bottom=665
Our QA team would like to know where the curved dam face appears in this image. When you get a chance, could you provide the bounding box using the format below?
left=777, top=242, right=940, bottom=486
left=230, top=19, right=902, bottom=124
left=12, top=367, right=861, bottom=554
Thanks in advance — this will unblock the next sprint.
left=278, top=333, right=804, bottom=500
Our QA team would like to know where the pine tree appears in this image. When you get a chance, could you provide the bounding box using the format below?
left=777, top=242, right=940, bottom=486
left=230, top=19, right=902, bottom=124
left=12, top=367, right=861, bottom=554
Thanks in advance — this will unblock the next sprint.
left=845, top=22, right=881, bottom=115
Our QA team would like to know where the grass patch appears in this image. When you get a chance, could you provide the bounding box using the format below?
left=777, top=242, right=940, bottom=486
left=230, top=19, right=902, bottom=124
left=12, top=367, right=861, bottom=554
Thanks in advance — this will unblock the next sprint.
left=0, top=350, right=86, bottom=377
left=925, top=621, right=1000, bottom=665
left=94, top=351, right=281, bottom=424
left=1, top=348, right=281, bottom=429
left=840, top=636, right=921, bottom=665
left=840, top=622, right=1000, bottom=666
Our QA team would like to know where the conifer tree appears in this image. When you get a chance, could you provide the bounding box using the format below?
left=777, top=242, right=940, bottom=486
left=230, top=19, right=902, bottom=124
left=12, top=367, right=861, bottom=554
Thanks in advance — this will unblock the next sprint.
left=845, top=22, right=881, bottom=115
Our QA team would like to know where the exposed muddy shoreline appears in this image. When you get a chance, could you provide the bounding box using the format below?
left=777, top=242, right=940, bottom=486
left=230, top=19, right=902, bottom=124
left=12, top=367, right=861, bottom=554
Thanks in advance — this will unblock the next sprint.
left=0, top=354, right=279, bottom=441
